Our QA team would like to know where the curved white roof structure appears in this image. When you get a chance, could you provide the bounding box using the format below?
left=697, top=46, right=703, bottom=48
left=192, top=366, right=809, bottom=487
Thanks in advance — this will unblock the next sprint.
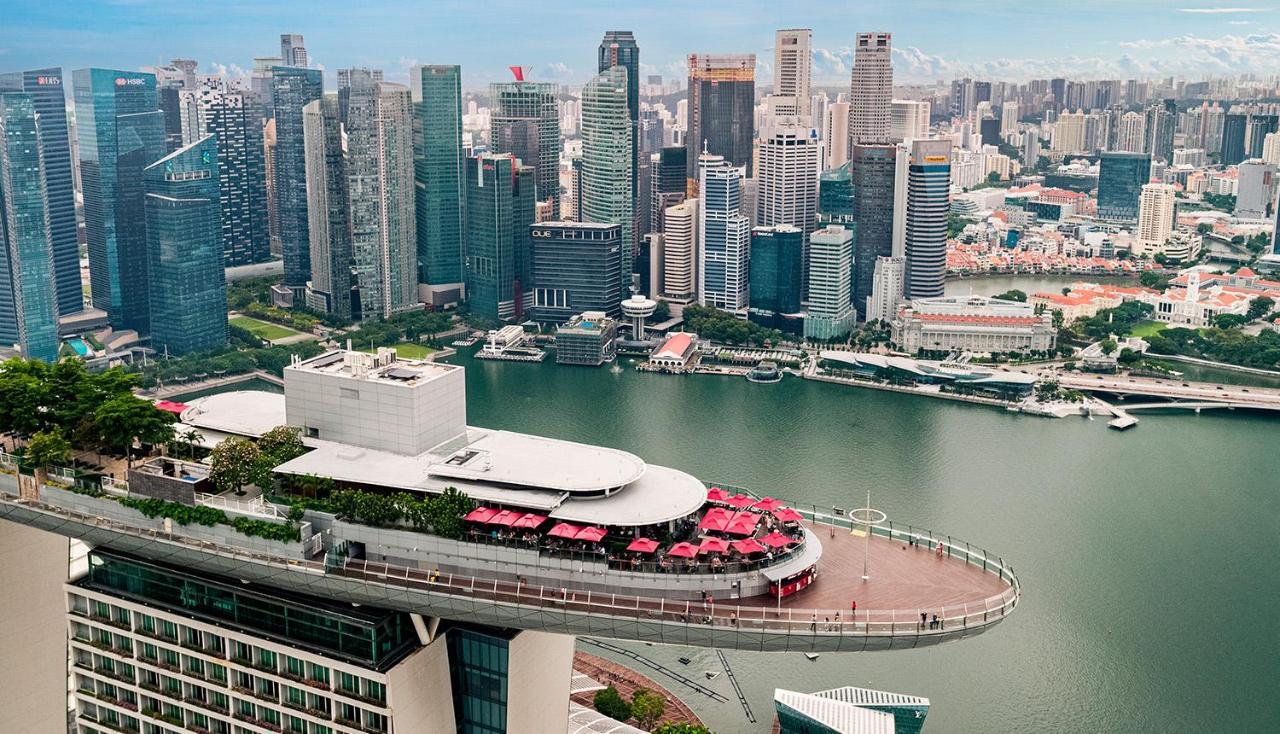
left=180, top=391, right=287, bottom=439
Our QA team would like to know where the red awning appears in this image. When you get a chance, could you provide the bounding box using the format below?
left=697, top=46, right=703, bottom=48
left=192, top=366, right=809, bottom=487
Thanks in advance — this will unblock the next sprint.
left=487, top=510, right=521, bottom=526
left=547, top=522, right=581, bottom=539
left=706, top=487, right=730, bottom=503
left=723, top=511, right=762, bottom=536
left=731, top=538, right=766, bottom=555
left=724, top=494, right=755, bottom=509
left=625, top=537, right=659, bottom=553
left=153, top=400, right=188, bottom=415
left=750, top=496, right=784, bottom=512
left=511, top=513, right=547, bottom=529
left=698, top=507, right=732, bottom=532
left=575, top=526, right=607, bottom=543
left=666, top=542, right=698, bottom=559
left=464, top=507, right=498, bottom=523
left=699, top=537, right=730, bottom=554
left=772, top=507, right=804, bottom=523
left=760, top=531, right=797, bottom=549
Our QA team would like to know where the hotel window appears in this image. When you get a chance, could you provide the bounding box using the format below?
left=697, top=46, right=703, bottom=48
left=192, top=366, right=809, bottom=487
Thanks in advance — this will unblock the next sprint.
left=364, top=680, right=386, bottom=706
left=208, top=662, right=227, bottom=684
left=364, top=711, right=388, bottom=733
left=138, top=614, right=155, bottom=635
left=285, top=656, right=304, bottom=679
left=160, top=620, right=178, bottom=641
left=338, top=672, right=358, bottom=695
left=286, top=715, right=306, bottom=733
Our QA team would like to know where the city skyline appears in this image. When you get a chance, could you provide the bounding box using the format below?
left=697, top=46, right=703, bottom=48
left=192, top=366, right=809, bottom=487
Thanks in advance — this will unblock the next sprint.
left=5, top=2, right=1280, bottom=88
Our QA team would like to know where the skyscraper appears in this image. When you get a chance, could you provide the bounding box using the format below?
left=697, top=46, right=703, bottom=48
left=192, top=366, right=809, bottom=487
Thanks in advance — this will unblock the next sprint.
left=178, top=82, right=271, bottom=265
left=1247, top=114, right=1278, bottom=159
left=748, top=225, right=804, bottom=317
left=1234, top=159, right=1275, bottom=221
left=818, top=161, right=855, bottom=226
left=1221, top=113, right=1248, bottom=166
left=660, top=197, right=698, bottom=304
left=1115, top=111, right=1145, bottom=154
left=74, top=68, right=165, bottom=334
left=598, top=31, right=640, bottom=243
left=698, top=153, right=751, bottom=313
left=344, top=74, right=418, bottom=319
left=271, top=65, right=323, bottom=300
left=303, top=94, right=354, bottom=319
left=466, top=154, right=536, bottom=320
left=280, top=33, right=308, bottom=67
left=865, top=255, right=906, bottom=323
left=890, top=99, right=929, bottom=143
left=1145, top=99, right=1176, bottom=163
left=686, top=54, right=755, bottom=186
left=0, top=92, right=60, bottom=361
left=1096, top=152, right=1151, bottom=221
left=824, top=102, right=850, bottom=169
left=143, top=134, right=226, bottom=356
left=530, top=221, right=624, bottom=324
left=850, top=144, right=897, bottom=311
left=904, top=139, right=951, bottom=299
left=580, top=66, right=634, bottom=259
left=756, top=122, right=821, bottom=234
left=490, top=77, right=560, bottom=213
left=774, top=29, right=812, bottom=117
left=804, top=224, right=856, bottom=340
left=411, top=65, right=466, bottom=306
left=650, top=146, right=687, bottom=232
left=0, top=68, right=82, bottom=317
left=848, top=32, right=892, bottom=148
left=1136, top=183, right=1175, bottom=253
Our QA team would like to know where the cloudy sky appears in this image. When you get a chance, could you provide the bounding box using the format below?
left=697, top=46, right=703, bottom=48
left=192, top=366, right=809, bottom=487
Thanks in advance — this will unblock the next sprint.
left=2, top=0, right=1278, bottom=88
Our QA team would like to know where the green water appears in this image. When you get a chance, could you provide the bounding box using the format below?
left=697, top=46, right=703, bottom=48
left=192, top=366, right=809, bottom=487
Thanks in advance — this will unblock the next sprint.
left=446, top=350, right=1280, bottom=733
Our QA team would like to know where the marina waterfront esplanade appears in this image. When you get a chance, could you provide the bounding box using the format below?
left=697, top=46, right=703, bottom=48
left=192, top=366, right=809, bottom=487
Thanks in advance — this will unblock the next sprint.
left=0, top=348, right=1018, bottom=729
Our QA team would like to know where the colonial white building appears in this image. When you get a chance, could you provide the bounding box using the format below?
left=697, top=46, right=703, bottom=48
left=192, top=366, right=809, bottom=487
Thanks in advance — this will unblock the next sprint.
left=892, top=296, right=1056, bottom=355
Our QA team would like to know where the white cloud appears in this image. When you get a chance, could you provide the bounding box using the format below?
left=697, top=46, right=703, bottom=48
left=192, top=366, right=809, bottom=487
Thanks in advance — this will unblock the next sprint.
left=1177, top=7, right=1266, bottom=13
left=540, top=62, right=574, bottom=81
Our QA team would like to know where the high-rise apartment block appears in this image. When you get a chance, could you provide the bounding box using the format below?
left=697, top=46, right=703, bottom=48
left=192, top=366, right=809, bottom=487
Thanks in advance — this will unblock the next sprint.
left=279, top=33, right=308, bottom=67
left=271, top=66, right=324, bottom=300
left=303, top=94, right=354, bottom=320
left=1136, top=183, right=1176, bottom=254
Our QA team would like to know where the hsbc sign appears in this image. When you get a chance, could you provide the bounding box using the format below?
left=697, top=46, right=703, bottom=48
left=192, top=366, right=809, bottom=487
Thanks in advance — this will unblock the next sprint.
left=115, top=77, right=146, bottom=87
left=35, top=76, right=61, bottom=86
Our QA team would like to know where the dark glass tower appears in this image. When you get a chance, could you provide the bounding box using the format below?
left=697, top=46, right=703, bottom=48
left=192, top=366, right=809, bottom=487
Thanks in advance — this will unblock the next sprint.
left=685, top=54, right=755, bottom=185
left=465, top=154, right=535, bottom=320
left=1221, top=113, right=1247, bottom=166
left=73, top=68, right=165, bottom=334
left=411, top=65, right=466, bottom=304
left=651, top=146, right=687, bottom=232
left=0, top=92, right=61, bottom=361
left=598, top=31, right=640, bottom=247
left=748, top=225, right=804, bottom=316
left=489, top=80, right=560, bottom=213
left=1247, top=114, right=1278, bottom=159
left=904, top=140, right=950, bottom=300
left=1097, top=152, right=1151, bottom=221
left=529, top=221, right=624, bottom=324
left=0, top=68, right=82, bottom=317
left=143, top=135, right=227, bottom=356
left=271, top=66, right=323, bottom=299
left=818, top=161, right=856, bottom=226
left=850, top=145, right=895, bottom=310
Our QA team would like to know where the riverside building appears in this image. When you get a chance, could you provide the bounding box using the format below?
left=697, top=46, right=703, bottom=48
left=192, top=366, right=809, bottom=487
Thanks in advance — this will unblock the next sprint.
left=892, top=295, right=1056, bottom=355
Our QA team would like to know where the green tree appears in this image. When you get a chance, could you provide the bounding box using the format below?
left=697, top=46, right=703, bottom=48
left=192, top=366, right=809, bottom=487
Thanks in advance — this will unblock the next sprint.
left=26, top=429, right=72, bottom=470
left=631, top=688, right=666, bottom=731
left=0, top=363, right=48, bottom=438
left=208, top=437, right=261, bottom=495
left=426, top=486, right=475, bottom=539
left=1212, top=313, right=1248, bottom=330
left=652, top=725, right=711, bottom=734
left=93, top=395, right=176, bottom=457
left=170, top=427, right=203, bottom=461
left=1139, top=270, right=1172, bottom=291
left=652, top=299, right=670, bottom=321
left=994, top=289, right=1027, bottom=302
left=252, top=425, right=308, bottom=487
left=1247, top=296, right=1274, bottom=321
left=593, top=686, right=632, bottom=723
left=1100, top=339, right=1117, bottom=356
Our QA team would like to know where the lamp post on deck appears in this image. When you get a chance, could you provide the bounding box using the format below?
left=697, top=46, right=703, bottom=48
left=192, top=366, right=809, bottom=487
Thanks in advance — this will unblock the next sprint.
left=850, top=489, right=886, bottom=582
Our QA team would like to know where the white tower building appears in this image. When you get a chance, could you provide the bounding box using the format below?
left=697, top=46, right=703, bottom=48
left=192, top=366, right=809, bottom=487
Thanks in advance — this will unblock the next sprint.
left=848, top=32, right=893, bottom=148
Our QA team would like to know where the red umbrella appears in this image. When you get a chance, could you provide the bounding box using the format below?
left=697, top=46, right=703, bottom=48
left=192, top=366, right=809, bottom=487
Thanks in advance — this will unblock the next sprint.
left=575, top=526, right=608, bottom=543
left=626, top=537, right=659, bottom=553
left=698, top=507, right=732, bottom=532
left=760, top=531, right=797, bottom=549
left=699, top=537, right=730, bottom=554
left=723, top=511, right=762, bottom=536
left=511, top=513, right=547, bottom=529
left=731, top=538, right=766, bottom=555
left=751, top=496, right=784, bottom=512
left=547, top=522, right=581, bottom=539
left=725, top=494, right=756, bottom=509
left=772, top=507, right=804, bottom=523
left=464, top=507, right=497, bottom=523
left=487, top=509, right=521, bottom=526
left=706, top=487, right=729, bottom=502
left=667, top=542, right=698, bottom=558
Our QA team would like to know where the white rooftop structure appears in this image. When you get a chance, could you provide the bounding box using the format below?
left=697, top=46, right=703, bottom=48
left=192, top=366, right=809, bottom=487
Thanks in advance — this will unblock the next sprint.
left=774, top=686, right=930, bottom=734
left=180, top=391, right=287, bottom=439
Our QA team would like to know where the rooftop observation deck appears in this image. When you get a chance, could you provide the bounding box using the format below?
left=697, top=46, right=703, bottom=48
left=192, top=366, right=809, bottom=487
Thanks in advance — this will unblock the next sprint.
left=0, top=474, right=1019, bottom=653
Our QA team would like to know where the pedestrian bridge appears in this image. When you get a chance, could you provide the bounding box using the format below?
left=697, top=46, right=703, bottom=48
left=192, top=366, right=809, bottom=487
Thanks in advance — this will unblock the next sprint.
left=1058, top=373, right=1280, bottom=412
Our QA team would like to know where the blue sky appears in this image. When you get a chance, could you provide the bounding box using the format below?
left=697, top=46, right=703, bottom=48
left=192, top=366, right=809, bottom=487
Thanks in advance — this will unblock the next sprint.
left=2, top=1, right=1277, bottom=88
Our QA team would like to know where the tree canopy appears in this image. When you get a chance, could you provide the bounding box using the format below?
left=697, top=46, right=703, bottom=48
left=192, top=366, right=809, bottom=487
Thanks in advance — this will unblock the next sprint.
left=592, top=686, right=632, bottom=723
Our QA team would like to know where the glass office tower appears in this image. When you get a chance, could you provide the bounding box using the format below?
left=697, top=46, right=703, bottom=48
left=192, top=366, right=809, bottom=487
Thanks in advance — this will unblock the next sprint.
left=271, top=66, right=324, bottom=300
left=490, top=80, right=560, bottom=213
left=466, top=154, right=536, bottom=320
left=143, top=135, right=227, bottom=356
left=0, top=92, right=60, bottom=361
left=73, top=68, right=165, bottom=333
left=411, top=65, right=466, bottom=305
left=904, top=140, right=951, bottom=299
left=1096, top=152, right=1152, bottom=221
left=580, top=66, right=634, bottom=259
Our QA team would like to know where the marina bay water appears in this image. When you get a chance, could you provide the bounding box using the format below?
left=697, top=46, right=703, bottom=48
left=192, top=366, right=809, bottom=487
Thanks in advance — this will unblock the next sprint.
left=443, top=348, right=1279, bottom=733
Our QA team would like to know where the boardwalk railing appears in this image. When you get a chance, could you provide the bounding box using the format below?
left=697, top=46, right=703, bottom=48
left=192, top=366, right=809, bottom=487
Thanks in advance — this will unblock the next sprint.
left=0, top=489, right=1020, bottom=642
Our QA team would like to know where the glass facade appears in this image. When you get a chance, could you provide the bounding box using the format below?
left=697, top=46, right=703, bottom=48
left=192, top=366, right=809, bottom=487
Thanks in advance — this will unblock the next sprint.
left=80, top=550, right=417, bottom=670
left=530, top=222, right=624, bottom=324
left=466, top=155, right=535, bottom=320
left=1221, top=114, right=1247, bottom=166
left=1097, top=152, right=1151, bottom=221
left=303, top=94, right=355, bottom=319
left=144, top=135, right=227, bottom=355
left=271, top=66, right=324, bottom=295
left=851, top=145, right=895, bottom=308
left=598, top=31, right=640, bottom=237
left=0, top=68, right=82, bottom=316
left=904, top=141, right=950, bottom=300
left=73, top=68, right=165, bottom=333
left=0, top=92, right=60, bottom=361
left=686, top=56, right=756, bottom=181
left=699, top=156, right=751, bottom=311
left=446, top=626, right=513, bottom=734
left=818, top=161, right=856, bottom=226
left=748, top=226, right=804, bottom=316
left=489, top=81, right=560, bottom=212
left=580, top=67, right=634, bottom=257
left=412, top=65, right=466, bottom=288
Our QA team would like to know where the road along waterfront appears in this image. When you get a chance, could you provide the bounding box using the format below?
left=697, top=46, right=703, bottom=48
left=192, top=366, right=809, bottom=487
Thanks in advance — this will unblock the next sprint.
left=445, top=349, right=1280, bottom=734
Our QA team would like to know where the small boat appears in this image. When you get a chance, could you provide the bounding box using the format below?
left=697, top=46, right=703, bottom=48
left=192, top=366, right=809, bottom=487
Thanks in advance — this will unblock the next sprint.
left=804, top=652, right=820, bottom=661
left=704, top=671, right=721, bottom=680
left=678, top=656, right=692, bottom=666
